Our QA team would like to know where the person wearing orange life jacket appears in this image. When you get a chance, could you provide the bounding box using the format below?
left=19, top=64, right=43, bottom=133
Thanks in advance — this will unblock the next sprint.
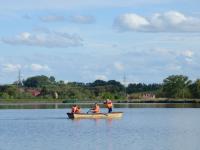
left=91, top=103, right=100, bottom=113
left=104, top=99, right=113, bottom=113
left=71, top=105, right=77, bottom=113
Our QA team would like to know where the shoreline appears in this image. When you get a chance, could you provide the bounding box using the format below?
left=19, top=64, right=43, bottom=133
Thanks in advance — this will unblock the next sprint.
left=1, top=100, right=200, bottom=109
left=0, top=98, right=200, bottom=104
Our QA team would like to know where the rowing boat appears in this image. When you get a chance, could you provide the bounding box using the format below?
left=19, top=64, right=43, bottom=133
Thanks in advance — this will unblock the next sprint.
left=67, top=112, right=123, bottom=119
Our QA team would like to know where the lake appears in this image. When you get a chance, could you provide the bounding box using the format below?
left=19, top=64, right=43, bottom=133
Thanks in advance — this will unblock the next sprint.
left=0, top=108, right=200, bottom=150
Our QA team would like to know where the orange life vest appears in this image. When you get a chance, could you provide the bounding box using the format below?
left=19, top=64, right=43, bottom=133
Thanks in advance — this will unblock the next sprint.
left=93, top=105, right=100, bottom=113
left=106, top=100, right=113, bottom=108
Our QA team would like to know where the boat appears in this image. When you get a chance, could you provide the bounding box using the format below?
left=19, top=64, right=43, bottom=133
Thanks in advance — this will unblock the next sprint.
left=67, top=112, right=123, bottom=119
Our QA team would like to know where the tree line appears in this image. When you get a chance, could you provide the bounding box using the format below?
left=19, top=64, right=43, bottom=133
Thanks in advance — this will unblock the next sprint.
left=0, top=75, right=200, bottom=100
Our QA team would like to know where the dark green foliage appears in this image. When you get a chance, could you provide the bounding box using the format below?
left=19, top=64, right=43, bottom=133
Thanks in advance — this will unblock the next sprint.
left=0, top=85, right=32, bottom=99
left=126, top=83, right=161, bottom=94
left=86, top=80, right=125, bottom=100
left=89, top=80, right=107, bottom=87
left=49, top=76, right=56, bottom=84
left=162, top=75, right=192, bottom=98
left=1, top=74, right=200, bottom=100
left=23, top=75, right=51, bottom=88
left=190, top=79, right=200, bottom=98
left=0, top=85, right=18, bottom=98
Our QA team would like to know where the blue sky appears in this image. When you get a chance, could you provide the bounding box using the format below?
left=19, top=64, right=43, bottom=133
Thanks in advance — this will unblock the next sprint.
left=0, top=0, right=200, bottom=84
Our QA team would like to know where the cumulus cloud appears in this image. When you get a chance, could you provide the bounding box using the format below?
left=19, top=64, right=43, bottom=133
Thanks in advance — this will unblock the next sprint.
left=181, top=50, right=194, bottom=64
left=114, top=13, right=150, bottom=32
left=70, top=15, right=95, bottom=24
left=30, top=64, right=50, bottom=71
left=1, top=30, right=83, bottom=48
left=2, top=64, right=21, bottom=72
left=114, top=11, right=200, bottom=32
left=181, top=50, right=194, bottom=58
left=40, top=15, right=65, bottom=22
left=151, top=48, right=196, bottom=66
left=1, top=63, right=50, bottom=73
left=152, top=48, right=194, bottom=59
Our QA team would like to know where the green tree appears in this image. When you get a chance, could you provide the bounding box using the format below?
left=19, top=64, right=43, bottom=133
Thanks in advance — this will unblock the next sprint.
left=49, top=76, right=56, bottom=84
left=90, top=80, right=107, bottom=87
left=0, top=85, right=20, bottom=99
left=23, top=75, right=51, bottom=88
left=0, top=93, right=10, bottom=99
left=126, top=83, right=162, bottom=94
left=162, top=75, right=192, bottom=98
left=190, top=79, right=200, bottom=98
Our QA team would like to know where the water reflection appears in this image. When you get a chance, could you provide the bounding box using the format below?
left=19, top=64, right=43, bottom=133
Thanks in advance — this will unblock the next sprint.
left=0, top=117, right=67, bottom=121
left=0, top=109, right=200, bottom=150
left=70, top=118, right=113, bottom=125
left=1, top=103, right=200, bottom=109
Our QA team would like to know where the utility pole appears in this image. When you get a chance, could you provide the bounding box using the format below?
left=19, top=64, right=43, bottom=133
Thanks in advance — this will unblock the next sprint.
left=16, top=69, right=22, bottom=99
left=123, top=73, right=127, bottom=99
left=17, top=69, right=22, bottom=87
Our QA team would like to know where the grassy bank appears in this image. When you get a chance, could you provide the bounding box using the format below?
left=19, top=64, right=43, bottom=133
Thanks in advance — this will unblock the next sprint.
left=0, top=99, right=63, bottom=103
left=1, top=98, right=200, bottom=104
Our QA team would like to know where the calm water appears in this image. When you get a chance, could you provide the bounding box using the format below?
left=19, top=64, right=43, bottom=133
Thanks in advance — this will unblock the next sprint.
left=0, top=108, right=200, bottom=150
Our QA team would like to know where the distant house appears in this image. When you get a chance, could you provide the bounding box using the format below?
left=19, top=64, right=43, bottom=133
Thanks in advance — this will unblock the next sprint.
left=142, top=93, right=156, bottom=99
left=26, top=88, right=41, bottom=96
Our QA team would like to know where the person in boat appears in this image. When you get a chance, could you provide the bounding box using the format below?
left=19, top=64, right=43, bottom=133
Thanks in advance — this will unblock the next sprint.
left=91, top=103, right=100, bottom=113
left=75, top=106, right=81, bottom=113
left=71, top=105, right=77, bottom=113
left=104, top=99, right=113, bottom=113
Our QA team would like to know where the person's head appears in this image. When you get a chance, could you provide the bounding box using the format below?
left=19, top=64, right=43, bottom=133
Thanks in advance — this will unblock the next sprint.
left=107, top=99, right=111, bottom=103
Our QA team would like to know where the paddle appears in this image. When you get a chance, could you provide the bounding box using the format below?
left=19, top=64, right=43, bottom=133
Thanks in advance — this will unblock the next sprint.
left=103, top=113, right=108, bottom=116
left=87, top=109, right=92, bottom=114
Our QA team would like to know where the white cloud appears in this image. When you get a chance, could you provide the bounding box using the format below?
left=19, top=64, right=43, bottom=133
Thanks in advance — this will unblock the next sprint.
left=151, top=48, right=173, bottom=56
left=152, top=48, right=195, bottom=59
left=114, top=62, right=124, bottom=71
left=185, top=58, right=193, bottom=64
left=1, top=63, right=50, bottom=73
left=150, top=11, right=186, bottom=30
left=180, top=50, right=194, bottom=65
left=70, top=15, right=95, bottom=24
left=114, top=11, right=200, bottom=32
left=181, top=50, right=194, bottom=58
left=2, top=30, right=83, bottom=48
left=2, top=64, right=21, bottom=72
left=114, top=13, right=149, bottom=32
left=30, top=64, right=50, bottom=71
left=95, top=75, right=108, bottom=81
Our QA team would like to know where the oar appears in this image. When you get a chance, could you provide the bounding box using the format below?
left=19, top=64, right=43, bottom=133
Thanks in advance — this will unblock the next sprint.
left=103, top=113, right=108, bottom=116
left=87, top=109, right=92, bottom=114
